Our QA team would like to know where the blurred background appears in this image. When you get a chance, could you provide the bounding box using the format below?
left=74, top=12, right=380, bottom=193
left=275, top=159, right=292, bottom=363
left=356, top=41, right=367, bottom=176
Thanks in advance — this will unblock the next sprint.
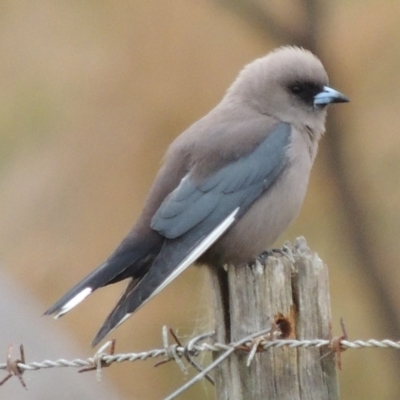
left=1, top=0, right=400, bottom=399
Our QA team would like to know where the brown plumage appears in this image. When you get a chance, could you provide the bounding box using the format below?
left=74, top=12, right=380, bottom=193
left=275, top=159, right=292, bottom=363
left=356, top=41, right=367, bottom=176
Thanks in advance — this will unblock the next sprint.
left=45, top=46, right=348, bottom=345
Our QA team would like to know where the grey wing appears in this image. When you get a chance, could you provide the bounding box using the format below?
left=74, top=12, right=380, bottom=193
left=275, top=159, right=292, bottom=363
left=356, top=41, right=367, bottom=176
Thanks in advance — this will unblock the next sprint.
left=91, top=122, right=291, bottom=345
left=152, top=122, right=292, bottom=238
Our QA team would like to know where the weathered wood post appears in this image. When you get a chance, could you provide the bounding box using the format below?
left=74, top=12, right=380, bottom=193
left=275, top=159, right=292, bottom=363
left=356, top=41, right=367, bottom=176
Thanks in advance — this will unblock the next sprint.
left=210, top=237, right=339, bottom=400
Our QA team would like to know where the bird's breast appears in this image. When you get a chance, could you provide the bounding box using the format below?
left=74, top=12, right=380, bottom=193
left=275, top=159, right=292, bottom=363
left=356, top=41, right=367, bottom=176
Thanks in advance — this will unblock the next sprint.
left=204, top=130, right=314, bottom=266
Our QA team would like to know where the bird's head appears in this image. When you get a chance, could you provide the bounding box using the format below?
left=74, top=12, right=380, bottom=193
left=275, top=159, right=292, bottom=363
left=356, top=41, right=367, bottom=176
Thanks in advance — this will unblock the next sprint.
left=227, top=46, right=349, bottom=137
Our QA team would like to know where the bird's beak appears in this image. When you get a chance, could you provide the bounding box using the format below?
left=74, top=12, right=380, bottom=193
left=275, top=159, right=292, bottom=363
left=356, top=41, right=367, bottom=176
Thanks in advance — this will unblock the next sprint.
left=313, top=86, right=349, bottom=107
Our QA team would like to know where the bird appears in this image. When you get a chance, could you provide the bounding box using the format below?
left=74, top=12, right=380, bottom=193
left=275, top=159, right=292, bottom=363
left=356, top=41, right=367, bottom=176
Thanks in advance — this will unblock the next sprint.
left=45, top=46, right=349, bottom=346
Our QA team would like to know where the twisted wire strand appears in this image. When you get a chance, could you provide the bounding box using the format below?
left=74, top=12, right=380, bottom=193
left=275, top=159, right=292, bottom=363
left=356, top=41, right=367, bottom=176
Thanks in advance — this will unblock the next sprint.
left=1, top=336, right=400, bottom=373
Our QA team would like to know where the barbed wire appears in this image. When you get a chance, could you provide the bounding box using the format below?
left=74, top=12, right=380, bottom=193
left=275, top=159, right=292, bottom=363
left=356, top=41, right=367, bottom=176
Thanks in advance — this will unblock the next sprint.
left=2, top=325, right=400, bottom=398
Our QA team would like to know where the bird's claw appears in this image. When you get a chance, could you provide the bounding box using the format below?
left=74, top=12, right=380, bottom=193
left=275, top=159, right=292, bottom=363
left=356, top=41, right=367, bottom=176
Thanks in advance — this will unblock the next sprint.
left=257, top=248, right=287, bottom=264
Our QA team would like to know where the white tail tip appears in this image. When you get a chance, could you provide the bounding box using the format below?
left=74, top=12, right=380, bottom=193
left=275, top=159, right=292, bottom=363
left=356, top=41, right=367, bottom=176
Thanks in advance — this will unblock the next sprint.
left=54, top=287, right=93, bottom=319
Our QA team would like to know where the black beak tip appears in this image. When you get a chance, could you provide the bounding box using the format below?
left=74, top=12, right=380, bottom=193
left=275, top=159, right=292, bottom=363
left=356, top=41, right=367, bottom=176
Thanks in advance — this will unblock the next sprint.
left=335, top=95, right=350, bottom=104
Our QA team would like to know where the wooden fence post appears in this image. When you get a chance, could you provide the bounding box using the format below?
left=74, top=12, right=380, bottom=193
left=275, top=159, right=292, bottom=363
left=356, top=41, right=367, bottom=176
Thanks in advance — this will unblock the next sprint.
left=210, top=237, right=339, bottom=400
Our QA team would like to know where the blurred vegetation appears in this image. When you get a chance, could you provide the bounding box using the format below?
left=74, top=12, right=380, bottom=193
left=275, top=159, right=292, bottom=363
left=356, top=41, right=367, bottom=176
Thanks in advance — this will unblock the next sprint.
left=1, top=1, right=400, bottom=399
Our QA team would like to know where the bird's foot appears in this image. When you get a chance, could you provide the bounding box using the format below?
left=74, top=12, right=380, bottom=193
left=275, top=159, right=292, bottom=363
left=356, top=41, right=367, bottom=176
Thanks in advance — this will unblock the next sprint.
left=257, top=248, right=287, bottom=264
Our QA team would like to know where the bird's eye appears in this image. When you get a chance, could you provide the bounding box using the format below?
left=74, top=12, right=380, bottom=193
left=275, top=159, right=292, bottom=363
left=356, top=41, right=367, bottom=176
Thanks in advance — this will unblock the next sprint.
left=290, top=85, right=303, bottom=95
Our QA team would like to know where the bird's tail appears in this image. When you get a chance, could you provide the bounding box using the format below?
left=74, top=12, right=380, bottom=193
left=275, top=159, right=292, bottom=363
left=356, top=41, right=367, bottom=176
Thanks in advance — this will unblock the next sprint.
left=91, top=209, right=238, bottom=346
left=44, top=236, right=161, bottom=319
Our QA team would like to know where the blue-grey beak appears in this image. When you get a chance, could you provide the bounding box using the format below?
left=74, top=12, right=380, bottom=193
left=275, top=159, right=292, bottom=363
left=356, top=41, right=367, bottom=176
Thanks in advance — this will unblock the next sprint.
left=313, top=86, right=349, bottom=107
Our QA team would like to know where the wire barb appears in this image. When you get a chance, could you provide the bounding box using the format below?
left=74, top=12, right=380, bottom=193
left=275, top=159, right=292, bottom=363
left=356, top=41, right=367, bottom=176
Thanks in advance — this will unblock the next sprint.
left=0, top=344, right=27, bottom=390
left=320, top=317, right=348, bottom=370
left=170, top=328, right=215, bottom=385
left=79, top=339, right=116, bottom=381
